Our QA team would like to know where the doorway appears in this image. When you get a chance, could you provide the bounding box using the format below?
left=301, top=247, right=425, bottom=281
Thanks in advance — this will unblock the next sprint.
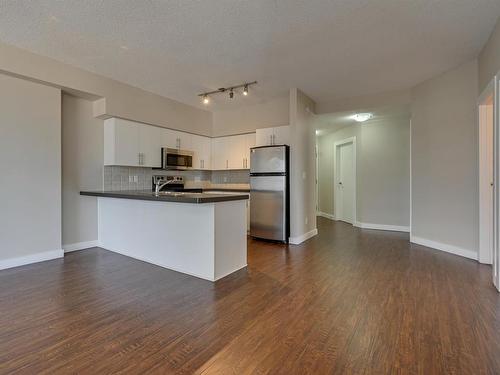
left=334, top=137, right=356, bottom=224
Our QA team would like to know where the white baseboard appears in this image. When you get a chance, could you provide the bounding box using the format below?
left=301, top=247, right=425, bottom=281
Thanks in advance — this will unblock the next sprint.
left=410, top=235, right=477, bottom=260
left=289, top=228, right=318, bottom=245
left=317, top=211, right=335, bottom=220
left=63, top=240, right=99, bottom=253
left=0, top=249, right=64, bottom=271
left=355, top=221, right=410, bottom=233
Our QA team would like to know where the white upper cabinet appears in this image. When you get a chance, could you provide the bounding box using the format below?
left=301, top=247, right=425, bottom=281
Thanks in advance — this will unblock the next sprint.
left=273, top=126, right=290, bottom=145
left=255, top=127, right=274, bottom=146
left=211, top=137, right=227, bottom=170
left=211, top=133, right=256, bottom=170
left=255, top=125, right=290, bottom=146
left=104, top=117, right=256, bottom=171
left=191, top=134, right=211, bottom=170
left=104, top=118, right=162, bottom=167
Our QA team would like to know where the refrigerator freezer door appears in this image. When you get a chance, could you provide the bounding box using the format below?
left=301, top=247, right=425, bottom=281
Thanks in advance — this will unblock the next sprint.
left=250, top=146, right=286, bottom=174
left=250, top=175, right=286, bottom=241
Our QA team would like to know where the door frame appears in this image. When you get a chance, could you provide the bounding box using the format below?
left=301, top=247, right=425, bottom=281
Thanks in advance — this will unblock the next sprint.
left=494, top=73, right=500, bottom=291
left=333, top=137, right=357, bottom=224
left=478, top=80, right=495, bottom=265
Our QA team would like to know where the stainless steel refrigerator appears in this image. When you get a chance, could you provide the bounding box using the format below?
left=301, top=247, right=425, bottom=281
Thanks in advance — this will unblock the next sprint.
left=250, top=145, right=290, bottom=243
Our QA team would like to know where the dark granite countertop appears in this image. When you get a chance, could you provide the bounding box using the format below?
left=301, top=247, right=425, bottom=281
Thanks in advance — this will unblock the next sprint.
left=80, top=190, right=249, bottom=204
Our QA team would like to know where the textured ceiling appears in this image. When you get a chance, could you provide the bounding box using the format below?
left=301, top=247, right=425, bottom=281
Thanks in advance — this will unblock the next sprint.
left=0, top=0, right=499, bottom=111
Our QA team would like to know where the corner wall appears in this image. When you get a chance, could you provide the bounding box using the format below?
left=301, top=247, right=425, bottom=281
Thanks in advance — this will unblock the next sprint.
left=62, top=95, right=103, bottom=250
left=411, top=60, right=479, bottom=258
left=0, top=74, right=62, bottom=269
left=289, top=89, right=317, bottom=243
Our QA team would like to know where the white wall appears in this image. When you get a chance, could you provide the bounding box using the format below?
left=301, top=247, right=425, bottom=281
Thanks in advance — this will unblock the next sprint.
left=479, top=16, right=500, bottom=93
left=317, top=116, right=410, bottom=227
left=411, top=60, right=478, bottom=255
left=0, top=74, right=62, bottom=268
left=289, top=89, right=317, bottom=242
left=62, top=95, right=103, bottom=248
left=212, top=96, right=289, bottom=136
left=0, top=41, right=212, bottom=136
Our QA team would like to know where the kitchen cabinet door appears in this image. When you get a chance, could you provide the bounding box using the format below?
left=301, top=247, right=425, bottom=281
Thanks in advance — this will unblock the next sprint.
left=255, top=127, right=274, bottom=146
left=139, top=125, right=162, bottom=167
left=104, top=118, right=140, bottom=166
left=211, top=137, right=227, bottom=170
left=192, top=135, right=211, bottom=169
left=244, top=133, right=256, bottom=169
left=229, top=134, right=247, bottom=169
left=273, top=126, right=290, bottom=145
left=161, top=128, right=178, bottom=149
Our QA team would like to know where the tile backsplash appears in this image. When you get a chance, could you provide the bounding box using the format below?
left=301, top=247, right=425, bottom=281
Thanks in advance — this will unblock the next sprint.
left=103, top=166, right=249, bottom=191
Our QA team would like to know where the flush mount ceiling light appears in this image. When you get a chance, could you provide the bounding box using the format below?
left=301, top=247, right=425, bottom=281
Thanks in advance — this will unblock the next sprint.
left=352, top=113, right=373, bottom=122
left=198, top=81, right=257, bottom=105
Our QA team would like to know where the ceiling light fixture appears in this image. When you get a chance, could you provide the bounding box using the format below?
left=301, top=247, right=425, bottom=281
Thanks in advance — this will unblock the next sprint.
left=198, top=81, right=257, bottom=105
left=352, top=113, right=373, bottom=122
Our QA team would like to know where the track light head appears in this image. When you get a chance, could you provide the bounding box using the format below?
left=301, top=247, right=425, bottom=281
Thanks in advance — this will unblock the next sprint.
left=243, top=84, right=248, bottom=96
left=202, top=95, right=209, bottom=105
left=229, top=89, right=234, bottom=99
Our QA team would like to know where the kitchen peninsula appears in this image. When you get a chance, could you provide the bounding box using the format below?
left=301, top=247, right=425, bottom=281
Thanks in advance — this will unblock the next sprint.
left=80, top=190, right=248, bottom=281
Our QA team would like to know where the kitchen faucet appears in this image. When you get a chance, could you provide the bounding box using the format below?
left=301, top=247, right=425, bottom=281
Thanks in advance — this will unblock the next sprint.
left=154, top=179, right=177, bottom=196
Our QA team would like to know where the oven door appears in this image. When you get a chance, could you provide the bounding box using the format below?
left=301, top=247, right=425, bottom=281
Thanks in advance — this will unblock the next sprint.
left=162, top=148, right=193, bottom=169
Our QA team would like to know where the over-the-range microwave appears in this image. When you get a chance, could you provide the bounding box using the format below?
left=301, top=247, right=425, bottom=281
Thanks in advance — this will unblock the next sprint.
left=162, top=147, right=193, bottom=170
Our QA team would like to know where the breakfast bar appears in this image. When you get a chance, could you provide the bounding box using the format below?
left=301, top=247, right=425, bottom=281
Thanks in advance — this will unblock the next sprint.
left=81, top=190, right=248, bottom=281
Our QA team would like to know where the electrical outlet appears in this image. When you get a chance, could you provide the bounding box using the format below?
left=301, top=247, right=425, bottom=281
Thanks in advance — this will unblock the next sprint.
left=223, top=176, right=228, bottom=183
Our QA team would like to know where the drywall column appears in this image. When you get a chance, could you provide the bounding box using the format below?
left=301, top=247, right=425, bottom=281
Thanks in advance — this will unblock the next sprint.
left=0, top=74, right=62, bottom=269
left=289, top=89, right=318, bottom=243
left=62, top=95, right=104, bottom=250
left=410, top=60, right=478, bottom=259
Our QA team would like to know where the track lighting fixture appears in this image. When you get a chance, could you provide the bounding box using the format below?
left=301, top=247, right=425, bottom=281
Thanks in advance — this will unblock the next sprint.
left=198, top=81, right=257, bottom=105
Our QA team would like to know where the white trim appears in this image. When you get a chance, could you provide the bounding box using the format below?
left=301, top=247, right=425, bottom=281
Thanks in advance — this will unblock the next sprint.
left=289, top=228, right=318, bottom=245
left=0, top=249, right=64, bottom=270
left=354, top=221, right=410, bottom=233
left=317, top=211, right=335, bottom=220
left=63, top=240, right=99, bottom=253
left=333, top=136, right=357, bottom=225
left=410, top=235, right=477, bottom=261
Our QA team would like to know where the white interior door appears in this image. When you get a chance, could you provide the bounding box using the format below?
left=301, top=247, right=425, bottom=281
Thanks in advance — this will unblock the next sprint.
left=479, top=95, right=494, bottom=264
left=337, top=142, right=354, bottom=224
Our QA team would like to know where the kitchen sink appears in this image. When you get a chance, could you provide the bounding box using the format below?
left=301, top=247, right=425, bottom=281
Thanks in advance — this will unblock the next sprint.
left=156, top=191, right=186, bottom=197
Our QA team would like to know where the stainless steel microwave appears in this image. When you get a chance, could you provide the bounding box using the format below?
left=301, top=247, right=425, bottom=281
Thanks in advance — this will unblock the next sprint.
left=162, top=148, right=193, bottom=170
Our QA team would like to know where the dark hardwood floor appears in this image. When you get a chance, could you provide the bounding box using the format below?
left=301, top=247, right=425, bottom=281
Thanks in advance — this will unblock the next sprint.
left=1, top=217, right=499, bottom=374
